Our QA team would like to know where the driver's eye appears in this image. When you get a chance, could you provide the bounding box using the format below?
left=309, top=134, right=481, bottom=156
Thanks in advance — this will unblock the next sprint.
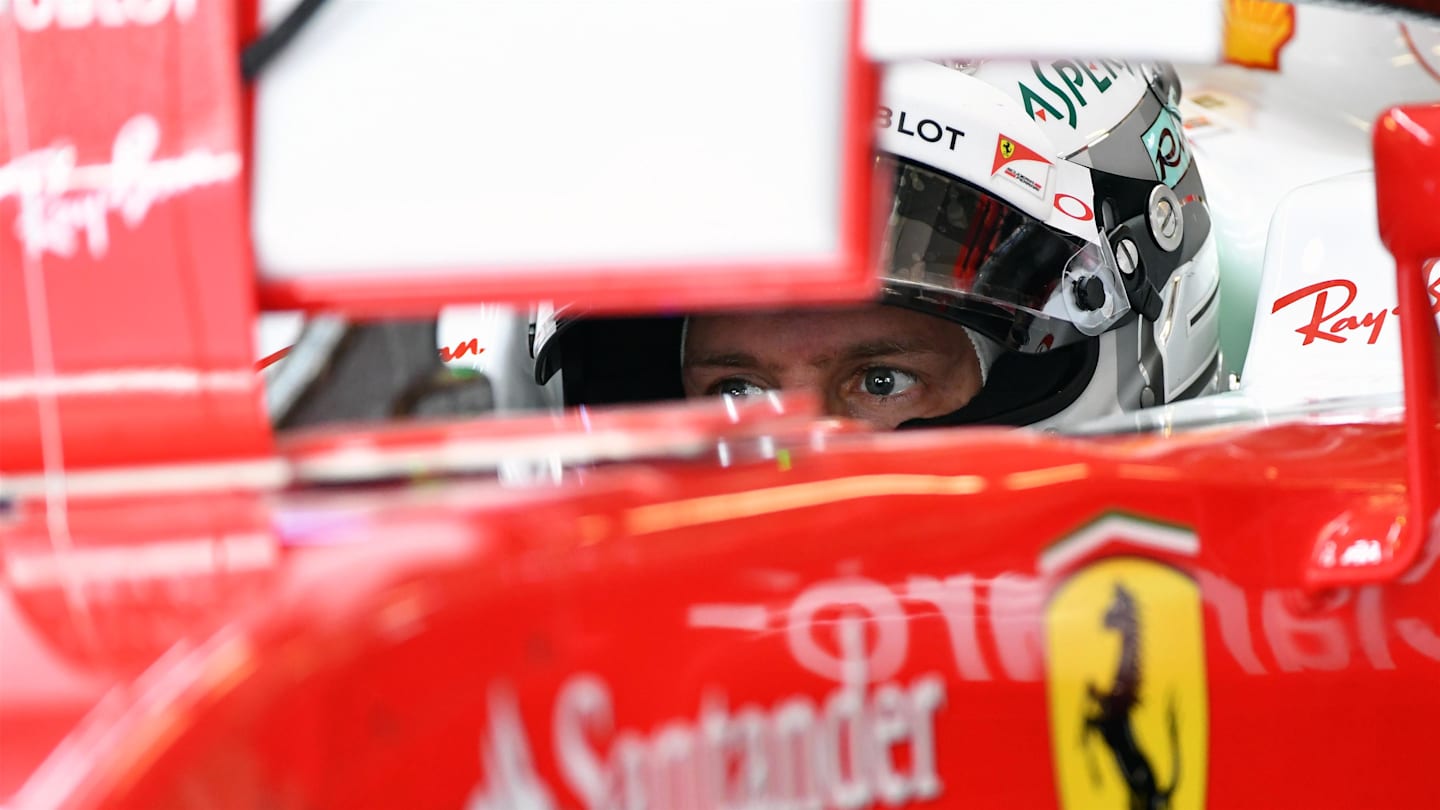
left=862, top=367, right=917, bottom=397
left=716, top=379, right=766, bottom=398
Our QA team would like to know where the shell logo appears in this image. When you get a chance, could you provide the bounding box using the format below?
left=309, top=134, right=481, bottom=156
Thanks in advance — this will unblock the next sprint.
left=1223, top=0, right=1296, bottom=71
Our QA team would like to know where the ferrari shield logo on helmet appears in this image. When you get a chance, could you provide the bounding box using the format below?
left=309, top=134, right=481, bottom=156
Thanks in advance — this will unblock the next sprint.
left=1046, top=557, right=1209, bottom=810
left=990, top=133, right=1051, bottom=198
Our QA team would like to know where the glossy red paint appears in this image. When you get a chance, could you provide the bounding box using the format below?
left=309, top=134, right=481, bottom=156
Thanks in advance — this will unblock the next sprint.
left=2, top=417, right=1438, bottom=808
left=276, top=392, right=851, bottom=482
left=1371, top=104, right=1440, bottom=583
left=0, top=0, right=270, bottom=472
left=2, top=5, right=1440, bottom=810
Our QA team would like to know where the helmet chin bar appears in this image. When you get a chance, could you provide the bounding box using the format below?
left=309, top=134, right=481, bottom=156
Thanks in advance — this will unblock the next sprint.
left=897, top=338, right=1100, bottom=429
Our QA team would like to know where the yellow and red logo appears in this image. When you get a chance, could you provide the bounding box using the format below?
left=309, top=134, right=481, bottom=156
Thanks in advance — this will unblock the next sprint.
left=991, top=134, right=1049, bottom=175
left=991, top=134, right=1052, bottom=198
left=1224, top=0, right=1296, bottom=71
left=1046, top=557, right=1209, bottom=810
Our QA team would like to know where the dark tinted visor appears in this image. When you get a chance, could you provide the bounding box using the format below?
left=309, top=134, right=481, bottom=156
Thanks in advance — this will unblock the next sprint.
left=875, top=155, right=1129, bottom=351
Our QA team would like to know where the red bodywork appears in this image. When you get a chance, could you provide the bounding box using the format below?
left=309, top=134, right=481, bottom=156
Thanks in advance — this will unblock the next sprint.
left=1, top=2, right=1438, bottom=808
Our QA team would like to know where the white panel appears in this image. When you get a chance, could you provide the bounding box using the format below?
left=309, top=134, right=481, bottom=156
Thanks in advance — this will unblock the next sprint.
left=254, top=0, right=848, bottom=278
left=1174, top=5, right=1440, bottom=377
left=863, top=0, right=1224, bottom=63
left=1244, top=172, right=1440, bottom=404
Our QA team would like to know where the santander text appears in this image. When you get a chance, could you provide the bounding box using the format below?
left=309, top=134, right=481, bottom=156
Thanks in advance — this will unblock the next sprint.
left=555, top=627, right=946, bottom=810
left=469, top=617, right=949, bottom=810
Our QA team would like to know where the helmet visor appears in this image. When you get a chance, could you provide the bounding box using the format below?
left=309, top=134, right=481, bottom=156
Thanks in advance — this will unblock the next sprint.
left=875, top=155, right=1131, bottom=352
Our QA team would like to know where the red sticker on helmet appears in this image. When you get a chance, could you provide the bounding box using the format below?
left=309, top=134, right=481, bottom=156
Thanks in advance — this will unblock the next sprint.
left=991, top=134, right=1052, bottom=198
left=1054, top=193, right=1094, bottom=221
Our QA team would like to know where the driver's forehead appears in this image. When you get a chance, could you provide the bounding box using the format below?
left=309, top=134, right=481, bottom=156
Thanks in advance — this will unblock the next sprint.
left=684, top=306, right=959, bottom=361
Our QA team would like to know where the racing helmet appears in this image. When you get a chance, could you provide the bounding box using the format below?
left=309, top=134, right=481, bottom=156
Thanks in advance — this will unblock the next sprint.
left=532, top=59, right=1221, bottom=428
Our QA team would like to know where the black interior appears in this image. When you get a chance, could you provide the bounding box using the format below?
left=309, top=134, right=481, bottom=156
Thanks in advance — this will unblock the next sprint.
left=556, top=317, right=686, bottom=406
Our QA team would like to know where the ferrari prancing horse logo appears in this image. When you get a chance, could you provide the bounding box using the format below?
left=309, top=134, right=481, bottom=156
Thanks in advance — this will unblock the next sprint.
left=990, top=133, right=1051, bottom=198
left=1046, top=557, right=1209, bottom=810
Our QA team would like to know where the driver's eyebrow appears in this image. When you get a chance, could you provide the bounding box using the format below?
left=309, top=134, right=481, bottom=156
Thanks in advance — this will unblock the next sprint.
left=683, top=352, right=761, bottom=369
left=685, top=339, right=943, bottom=370
left=838, top=338, right=942, bottom=362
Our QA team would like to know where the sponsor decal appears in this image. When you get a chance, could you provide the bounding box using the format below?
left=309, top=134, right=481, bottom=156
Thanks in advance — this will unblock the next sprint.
left=1054, top=193, right=1094, bottom=222
left=1270, top=266, right=1440, bottom=346
left=990, top=134, right=1051, bottom=198
left=260, top=337, right=488, bottom=370
left=685, top=512, right=1440, bottom=685
left=1182, top=116, right=1208, bottom=131
left=721, top=512, right=1440, bottom=681
left=1180, top=95, right=1239, bottom=140
left=468, top=687, right=557, bottom=810
left=464, top=512, right=1440, bottom=807
left=4, top=0, right=197, bottom=30
left=0, top=114, right=241, bottom=260
left=439, top=338, right=485, bottom=363
left=1019, top=59, right=1137, bottom=129
left=876, top=106, right=965, bottom=151
left=1223, top=0, right=1296, bottom=71
left=469, top=616, right=948, bottom=810
left=1047, top=556, right=1208, bottom=810
left=1142, top=107, right=1192, bottom=188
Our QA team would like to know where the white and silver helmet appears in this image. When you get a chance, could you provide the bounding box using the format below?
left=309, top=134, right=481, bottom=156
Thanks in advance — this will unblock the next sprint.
left=534, top=59, right=1222, bottom=428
